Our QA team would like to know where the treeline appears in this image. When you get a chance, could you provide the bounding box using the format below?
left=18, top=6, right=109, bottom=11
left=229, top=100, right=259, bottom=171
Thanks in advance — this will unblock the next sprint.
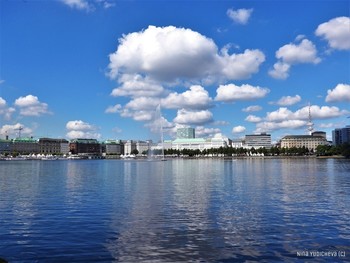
left=145, top=143, right=350, bottom=158
left=315, top=143, right=350, bottom=158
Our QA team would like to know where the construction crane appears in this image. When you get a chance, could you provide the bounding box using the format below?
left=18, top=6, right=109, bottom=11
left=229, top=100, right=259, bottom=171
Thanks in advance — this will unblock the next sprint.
left=14, top=126, right=23, bottom=138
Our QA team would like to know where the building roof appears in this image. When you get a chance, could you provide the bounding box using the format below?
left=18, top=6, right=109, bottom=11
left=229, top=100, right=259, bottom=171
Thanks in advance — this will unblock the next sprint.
left=39, top=138, right=68, bottom=143
left=282, top=135, right=326, bottom=140
left=173, top=138, right=207, bottom=143
left=13, top=137, right=37, bottom=143
left=70, top=138, right=99, bottom=144
left=103, top=139, right=121, bottom=144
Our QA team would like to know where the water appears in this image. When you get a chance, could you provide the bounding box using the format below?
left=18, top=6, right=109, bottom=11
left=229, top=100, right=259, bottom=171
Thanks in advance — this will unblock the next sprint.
left=0, top=158, right=349, bottom=262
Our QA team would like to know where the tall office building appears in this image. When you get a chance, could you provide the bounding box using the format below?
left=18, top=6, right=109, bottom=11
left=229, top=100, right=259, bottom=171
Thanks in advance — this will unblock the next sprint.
left=176, top=128, right=195, bottom=139
left=244, top=133, right=272, bottom=149
left=332, top=126, right=350, bottom=146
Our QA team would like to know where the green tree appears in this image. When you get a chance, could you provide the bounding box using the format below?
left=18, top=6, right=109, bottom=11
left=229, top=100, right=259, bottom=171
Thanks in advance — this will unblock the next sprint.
left=340, top=143, right=350, bottom=158
left=131, top=149, right=139, bottom=155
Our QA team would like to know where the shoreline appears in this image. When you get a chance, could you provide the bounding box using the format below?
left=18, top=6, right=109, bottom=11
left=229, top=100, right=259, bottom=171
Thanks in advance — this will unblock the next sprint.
left=1, top=155, right=348, bottom=161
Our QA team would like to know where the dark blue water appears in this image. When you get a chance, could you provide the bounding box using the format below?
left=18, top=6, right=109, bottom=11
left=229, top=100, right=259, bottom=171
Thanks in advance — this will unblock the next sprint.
left=0, top=158, right=349, bottom=262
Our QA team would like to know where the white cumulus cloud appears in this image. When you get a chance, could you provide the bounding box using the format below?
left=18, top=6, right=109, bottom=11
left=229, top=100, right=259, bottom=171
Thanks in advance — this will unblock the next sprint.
left=110, top=74, right=165, bottom=98
left=173, top=109, right=213, bottom=125
left=0, top=123, right=32, bottom=138
left=215, top=84, right=270, bottom=102
left=161, top=85, right=212, bottom=110
left=0, top=97, right=15, bottom=120
left=105, top=104, right=122, bottom=113
left=107, top=25, right=266, bottom=132
left=245, top=115, right=262, bottom=123
left=61, top=0, right=92, bottom=11
left=266, top=105, right=348, bottom=122
left=227, top=8, right=253, bottom=25
left=66, top=131, right=101, bottom=140
left=255, top=104, right=349, bottom=133
left=276, top=95, right=301, bottom=106
left=315, top=16, right=350, bottom=50
left=195, top=126, right=221, bottom=138
left=66, top=120, right=95, bottom=131
left=294, top=105, right=349, bottom=120
left=232, top=125, right=246, bottom=133
left=66, top=120, right=101, bottom=139
left=242, top=105, right=262, bottom=112
left=325, top=83, right=350, bottom=102
left=125, top=97, right=160, bottom=111
left=14, top=95, right=51, bottom=117
left=276, top=39, right=320, bottom=65
left=269, top=39, right=320, bottom=79
left=266, top=107, right=294, bottom=122
left=268, top=62, right=290, bottom=80
left=255, top=120, right=307, bottom=133
left=108, top=25, right=265, bottom=83
left=61, top=0, right=114, bottom=11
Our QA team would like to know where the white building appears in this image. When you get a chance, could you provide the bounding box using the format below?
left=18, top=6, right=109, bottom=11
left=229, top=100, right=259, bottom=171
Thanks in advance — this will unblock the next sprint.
left=124, top=140, right=136, bottom=155
left=280, top=131, right=328, bottom=150
left=136, top=140, right=152, bottom=154
left=172, top=134, right=228, bottom=151
left=231, top=139, right=244, bottom=148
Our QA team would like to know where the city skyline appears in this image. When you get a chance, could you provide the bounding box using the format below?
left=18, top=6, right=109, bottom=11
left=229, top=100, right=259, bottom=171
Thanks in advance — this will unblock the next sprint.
left=0, top=0, right=349, bottom=143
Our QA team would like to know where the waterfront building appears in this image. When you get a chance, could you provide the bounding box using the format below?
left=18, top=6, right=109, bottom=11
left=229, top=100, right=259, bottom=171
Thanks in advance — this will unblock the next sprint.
left=176, top=128, right=195, bottom=139
left=103, top=139, right=123, bottom=155
left=280, top=131, right=328, bottom=150
left=38, top=138, right=69, bottom=155
left=136, top=140, right=152, bottom=154
left=124, top=140, right=137, bottom=155
left=152, top=140, right=172, bottom=151
left=231, top=139, right=244, bottom=148
left=0, top=139, right=12, bottom=155
left=172, top=138, right=206, bottom=151
left=12, top=137, right=39, bottom=154
left=69, top=139, right=101, bottom=155
left=244, top=133, right=272, bottom=149
left=332, top=126, right=350, bottom=146
left=172, top=135, right=228, bottom=151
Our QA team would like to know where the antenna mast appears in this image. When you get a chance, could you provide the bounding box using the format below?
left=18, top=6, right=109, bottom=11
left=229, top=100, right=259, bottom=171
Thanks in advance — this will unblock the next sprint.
left=307, top=103, right=314, bottom=135
left=15, top=126, right=23, bottom=138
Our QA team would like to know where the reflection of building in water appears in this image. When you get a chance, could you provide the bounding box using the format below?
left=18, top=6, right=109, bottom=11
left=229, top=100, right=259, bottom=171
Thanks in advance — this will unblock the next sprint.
left=280, top=131, right=329, bottom=151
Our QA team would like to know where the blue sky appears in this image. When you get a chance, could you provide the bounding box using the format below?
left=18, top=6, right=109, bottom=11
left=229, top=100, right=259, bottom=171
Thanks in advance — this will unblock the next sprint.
left=0, top=0, right=349, bottom=142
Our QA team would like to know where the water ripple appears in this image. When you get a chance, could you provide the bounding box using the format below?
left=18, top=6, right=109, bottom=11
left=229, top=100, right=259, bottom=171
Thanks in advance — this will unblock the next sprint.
left=0, top=159, right=349, bottom=262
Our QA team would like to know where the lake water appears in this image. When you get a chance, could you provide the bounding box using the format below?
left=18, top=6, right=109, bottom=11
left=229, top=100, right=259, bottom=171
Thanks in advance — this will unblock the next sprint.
left=0, top=158, right=349, bottom=262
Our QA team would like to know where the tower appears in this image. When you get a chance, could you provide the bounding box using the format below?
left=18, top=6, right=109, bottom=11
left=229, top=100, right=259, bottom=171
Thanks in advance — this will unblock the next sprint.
left=307, top=103, right=314, bottom=135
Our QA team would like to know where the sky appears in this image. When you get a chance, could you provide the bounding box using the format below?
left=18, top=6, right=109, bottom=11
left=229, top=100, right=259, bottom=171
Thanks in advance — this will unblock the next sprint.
left=0, top=0, right=349, bottom=143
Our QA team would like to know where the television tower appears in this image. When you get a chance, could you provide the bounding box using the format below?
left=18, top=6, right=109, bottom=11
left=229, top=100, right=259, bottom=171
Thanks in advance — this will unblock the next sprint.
left=307, top=103, right=314, bottom=135
left=14, top=126, right=23, bottom=138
